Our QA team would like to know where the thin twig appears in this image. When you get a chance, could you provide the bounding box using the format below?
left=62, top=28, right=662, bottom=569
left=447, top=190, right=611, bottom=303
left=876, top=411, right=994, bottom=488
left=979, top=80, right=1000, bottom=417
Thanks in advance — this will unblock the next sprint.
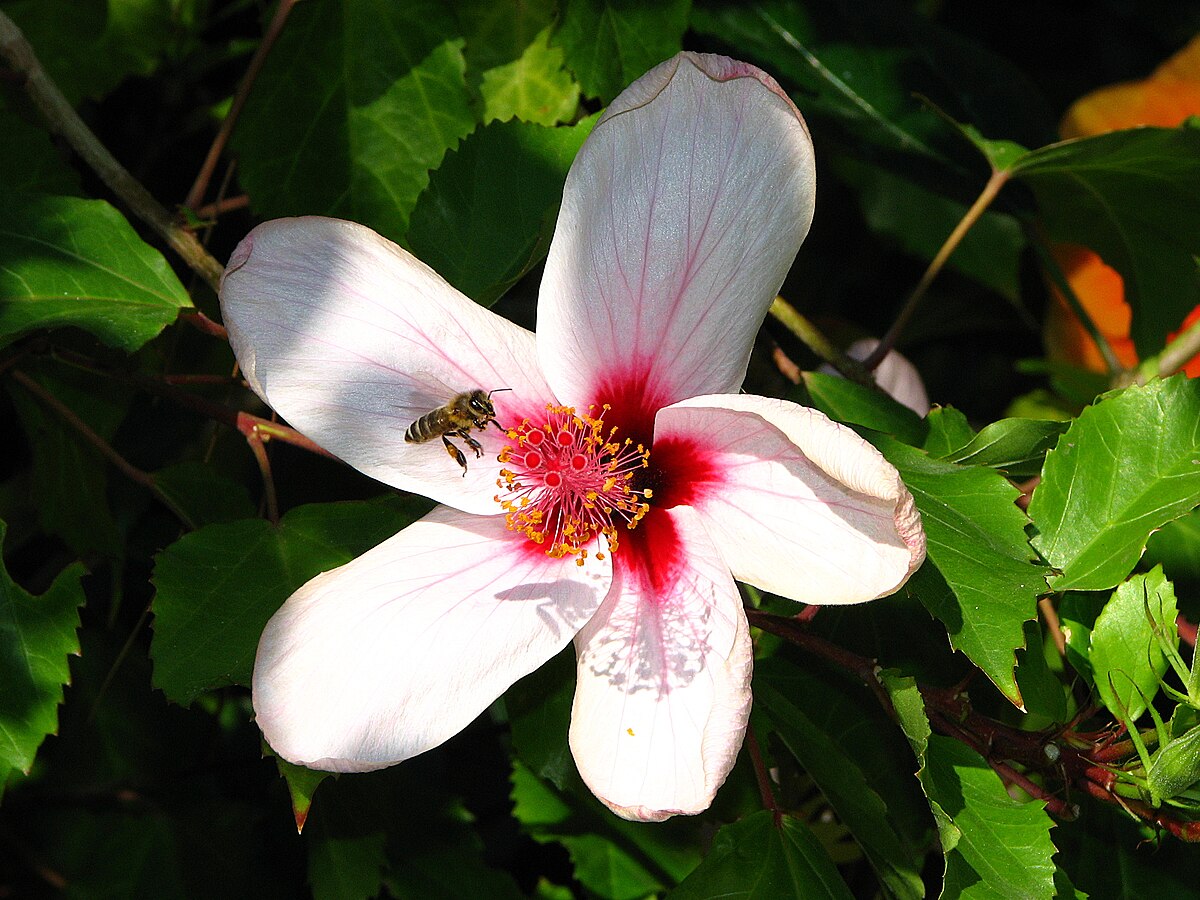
left=1025, top=225, right=1124, bottom=378
left=0, top=11, right=225, bottom=292
left=9, top=369, right=194, bottom=528
left=1151, top=314, right=1200, bottom=380
left=745, top=726, right=782, bottom=825
left=864, top=169, right=1011, bottom=370
left=184, top=0, right=299, bottom=211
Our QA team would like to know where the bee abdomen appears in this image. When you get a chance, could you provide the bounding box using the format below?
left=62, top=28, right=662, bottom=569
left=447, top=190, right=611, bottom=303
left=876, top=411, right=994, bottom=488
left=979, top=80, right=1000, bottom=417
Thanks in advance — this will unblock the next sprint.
left=405, top=410, right=445, bottom=444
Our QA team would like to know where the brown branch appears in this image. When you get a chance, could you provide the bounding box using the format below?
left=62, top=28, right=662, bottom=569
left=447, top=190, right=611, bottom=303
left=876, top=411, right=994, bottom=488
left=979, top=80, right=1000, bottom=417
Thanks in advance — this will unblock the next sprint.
left=184, top=0, right=300, bottom=211
left=0, top=11, right=225, bottom=293
left=9, top=369, right=194, bottom=528
left=745, top=726, right=782, bottom=826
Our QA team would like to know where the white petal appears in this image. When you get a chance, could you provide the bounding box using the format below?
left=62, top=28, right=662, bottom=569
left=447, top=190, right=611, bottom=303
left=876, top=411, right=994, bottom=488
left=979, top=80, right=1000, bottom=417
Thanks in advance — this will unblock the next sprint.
left=219, top=217, right=557, bottom=514
left=655, top=395, right=926, bottom=604
left=252, top=505, right=609, bottom=771
left=818, top=338, right=931, bottom=416
left=539, top=52, right=816, bottom=415
left=569, top=507, right=753, bottom=821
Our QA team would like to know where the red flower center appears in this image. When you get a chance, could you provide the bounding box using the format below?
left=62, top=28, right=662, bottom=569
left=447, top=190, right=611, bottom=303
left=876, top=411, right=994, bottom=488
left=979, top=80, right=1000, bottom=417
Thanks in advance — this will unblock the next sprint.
left=496, top=404, right=652, bottom=564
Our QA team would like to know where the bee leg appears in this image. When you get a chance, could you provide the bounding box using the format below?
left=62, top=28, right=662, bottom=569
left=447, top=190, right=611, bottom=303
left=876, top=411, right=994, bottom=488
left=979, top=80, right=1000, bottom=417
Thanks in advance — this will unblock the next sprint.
left=461, top=431, right=484, bottom=458
left=442, top=436, right=469, bottom=475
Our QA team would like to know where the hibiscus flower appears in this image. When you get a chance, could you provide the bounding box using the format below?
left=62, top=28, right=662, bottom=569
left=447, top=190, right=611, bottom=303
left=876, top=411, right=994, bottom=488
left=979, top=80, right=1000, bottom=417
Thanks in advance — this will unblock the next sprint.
left=219, top=52, right=925, bottom=822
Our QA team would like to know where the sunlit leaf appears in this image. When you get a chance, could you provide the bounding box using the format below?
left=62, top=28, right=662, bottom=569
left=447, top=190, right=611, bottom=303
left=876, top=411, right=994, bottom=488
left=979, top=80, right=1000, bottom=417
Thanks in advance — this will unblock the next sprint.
left=231, top=0, right=476, bottom=243
left=478, top=26, right=581, bottom=125
left=0, top=521, right=84, bottom=782
left=1029, top=376, right=1200, bottom=591
left=1089, top=567, right=1178, bottom=722
left=0, top=196, right=191, bottom=352
left=875, top=437, right=1048, bottom=706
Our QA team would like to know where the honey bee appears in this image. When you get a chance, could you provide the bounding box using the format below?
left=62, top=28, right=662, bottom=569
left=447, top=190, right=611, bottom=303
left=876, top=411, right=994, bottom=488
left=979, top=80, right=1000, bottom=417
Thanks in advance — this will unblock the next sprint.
left=405, top=388, right=509, bottom=475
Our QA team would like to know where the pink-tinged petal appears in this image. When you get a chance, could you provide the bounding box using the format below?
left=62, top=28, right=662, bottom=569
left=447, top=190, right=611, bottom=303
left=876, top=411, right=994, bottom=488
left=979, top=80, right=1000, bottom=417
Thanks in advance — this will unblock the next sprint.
left=819, top=338, right=931, bottom=416
left=539, top=52, right=816, bottom=421
left=219, top=217, right=556, bottom=514
left=654, top=395, right=926, bottom=604
left=569, top=507, right=753, bottom=822
left=252, top=505, right=609, bottom=772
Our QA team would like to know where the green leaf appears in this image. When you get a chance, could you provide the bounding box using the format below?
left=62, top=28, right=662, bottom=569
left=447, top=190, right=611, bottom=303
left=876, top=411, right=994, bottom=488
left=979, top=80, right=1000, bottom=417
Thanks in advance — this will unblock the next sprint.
left=837, top=158, right=1025, bottom=302
left=883, top=672, right=1057, bottom=899
left=231, top=0, right=476, bottom=243
left=753, top=658, right=927, bottom=900
left=939, top=418, right=1070, bottom=479
left=1014, top=620, right=1069, bottom=724
left=875, top=437, right=1047, bottom=706
left=150, top=496, right=429, bottom=704
left=274, top=756, right=331, bottom=834
left=511, top=761, right=701, bottom=898
left=478, top=26, right=581, bottom=126
left=1011, top=128, right=1200, bottom=356
left=458, top=0, right=557, bottom=71
left=152, top=462, right=256, bottom=529
left=922, top=407, right=975, bottom=458
left=6, top=361, right=128, bottom=559
left=4, top=0, right=177, bottom=104
left=0, top=520, right=85, bottom=777
left=1089, top=567, right=1178, bottom=722
left=1057, top=592, right=1098, bottom=687
left=1147, top=723, right=1200, bottom=801
left=407, top=116, right=594, bottom=305
left=797, top=374, right=928, bottom=446
left=667, top=811, right=853, bottom=900
left=0, top=195, right=192, bottom=352
left=1028, top=376, right=1200, bottom=591
left=0, top=109, right=81, bottom=195
left=554, top=0, right=690, bottom=102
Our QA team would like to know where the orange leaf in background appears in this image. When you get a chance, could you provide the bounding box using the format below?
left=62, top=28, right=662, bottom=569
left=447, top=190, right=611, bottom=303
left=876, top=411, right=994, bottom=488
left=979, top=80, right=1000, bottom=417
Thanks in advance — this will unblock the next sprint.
left=1045, top=34, right=1200, bottom=375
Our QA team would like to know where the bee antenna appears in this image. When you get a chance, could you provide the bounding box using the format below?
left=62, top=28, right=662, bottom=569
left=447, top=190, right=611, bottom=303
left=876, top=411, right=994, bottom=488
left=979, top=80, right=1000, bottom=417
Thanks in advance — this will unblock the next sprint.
left=488, top=387, right=513, bottom=399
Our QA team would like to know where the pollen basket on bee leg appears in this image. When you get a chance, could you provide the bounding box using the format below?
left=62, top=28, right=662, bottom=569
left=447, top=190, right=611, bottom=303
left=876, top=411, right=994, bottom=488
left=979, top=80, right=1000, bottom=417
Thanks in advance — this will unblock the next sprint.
left=495, top=404, right=652, bottom=565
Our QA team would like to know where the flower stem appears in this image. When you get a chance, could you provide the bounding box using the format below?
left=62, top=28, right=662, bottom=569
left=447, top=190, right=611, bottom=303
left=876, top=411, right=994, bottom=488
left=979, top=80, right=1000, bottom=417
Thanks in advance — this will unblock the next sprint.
left=863, top=168, right=1011, bottom=371
left=0, top=10, right=225, bottom=293
left=768, top=296, right=874, bottom=386
left=1024, top=224, right=1124, bottom=378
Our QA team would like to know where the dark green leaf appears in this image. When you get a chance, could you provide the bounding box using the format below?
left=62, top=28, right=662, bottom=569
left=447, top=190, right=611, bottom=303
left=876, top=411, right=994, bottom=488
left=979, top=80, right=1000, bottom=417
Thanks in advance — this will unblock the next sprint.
left=884, top=673, right=1057, bottom=898
left=0, top=520, right=85, bottom=778
left=0, top=195, right=192, bottom=352
left=1089, top=567, right=1178, bottom=722
left=797, top=373, right=928, bottom=446
left=875, top=437, right=1048, bottom=706
left=1011, top=128, right=1200, bottom=356
left=754, top=657, right=927, bottom=900
left=407, top=116, right=594, bottom=305
left=1028, top=376, right=1200, bottom=591
left=150, top=496, right=429, bottom=704
left=1014, top=620, right=1069, bottom=724
left=152, top=462, right=256, bottom=529
left=4, top=0, right=177, bottom=104
left=838, top=159, right=1025, bottom=302
left=511, top=761, right=702, bottom=898
left=554, top=0, right=690, bottom=102
left=0, top=109, right=81, bottom=195
left=231, top=0, right=476, bottom=243
left=458, top=0, right=557, bottom=71
left=1057, top=592, right=1098, bottom=687
left=6, top=362, right=128, bottom=559
left=668, top=811, right=853, bottom=900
